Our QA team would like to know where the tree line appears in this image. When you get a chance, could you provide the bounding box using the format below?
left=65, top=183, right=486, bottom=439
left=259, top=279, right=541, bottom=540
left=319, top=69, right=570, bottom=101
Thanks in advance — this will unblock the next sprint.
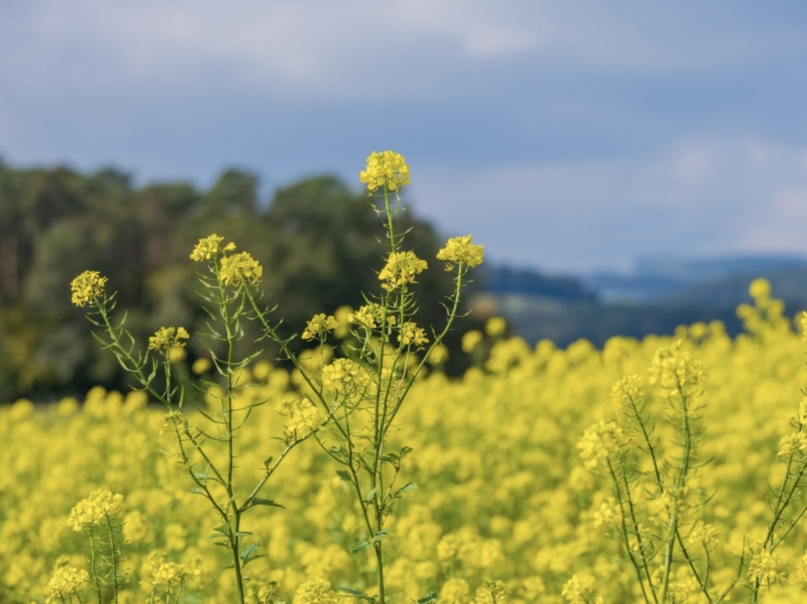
left=0, top=162, right=475, bottom=402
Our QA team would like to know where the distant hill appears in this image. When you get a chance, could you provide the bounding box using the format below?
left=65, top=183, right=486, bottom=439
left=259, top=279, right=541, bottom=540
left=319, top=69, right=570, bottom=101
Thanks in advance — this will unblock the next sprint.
left=475, top=255, right=807, bottom=347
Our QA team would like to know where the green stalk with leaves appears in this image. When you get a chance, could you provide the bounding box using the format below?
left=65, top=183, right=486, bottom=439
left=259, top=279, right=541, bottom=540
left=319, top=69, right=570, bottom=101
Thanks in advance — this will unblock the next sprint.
left=245, top=150, right=484, bottom=603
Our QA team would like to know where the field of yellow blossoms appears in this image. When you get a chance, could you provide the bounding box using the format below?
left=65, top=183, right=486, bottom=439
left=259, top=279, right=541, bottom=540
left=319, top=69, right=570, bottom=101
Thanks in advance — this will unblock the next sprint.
left=4, top=278, right=807, bottom=603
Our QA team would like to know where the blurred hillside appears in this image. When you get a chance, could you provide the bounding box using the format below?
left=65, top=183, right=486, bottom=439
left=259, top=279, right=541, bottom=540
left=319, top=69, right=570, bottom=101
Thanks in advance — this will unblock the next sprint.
left=480, top=258, right=807, bottom=347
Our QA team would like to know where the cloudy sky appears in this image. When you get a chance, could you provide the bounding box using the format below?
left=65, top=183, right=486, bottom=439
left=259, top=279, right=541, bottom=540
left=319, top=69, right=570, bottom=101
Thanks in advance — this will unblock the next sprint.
left=3, top=1, right=807, bottom=274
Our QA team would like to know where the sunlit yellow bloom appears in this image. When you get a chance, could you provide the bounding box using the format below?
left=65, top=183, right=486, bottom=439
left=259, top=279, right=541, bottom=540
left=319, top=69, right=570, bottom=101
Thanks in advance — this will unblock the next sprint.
left=748, top=549, right=785, bottom=587
left=292, top=578, right=339, bottom=604
left=68, top=489, right=124, bottom=531
left=749, top=277, right=771, bottom=300
left=276, top=397, right=326, bottom=439
left=439, top=578, right=470, bottom=604
left=378, top=250, right=428, bottom=291
left=140, top=550, right=199, bottom=589
left=801, top=311, right=807, bottom=342
left=190, top=234, right=235, bottom=262
left=647, top=340, right=703, bottom=398
left=321, top=358, right=371, bottom=396
left=577, top=419, right=629, bottom=470
left=400, top=322, right=429, bottom=348
left=688, top=520, right=719, bottom=548
left=359, top=150, right=411, bottom=193
left=777, top=432, right=807, bottom=458
left=148, top=326, right=190, bottom=352
left=349, top=303, right=395, bottom=329
left=462, top=329, right=484, bottom=353
left=70, top=270, right=108, bottom=307
left=437, top=235, right=484, bottom=269
left=302, top=313, right=339, bottom=341
left=44, top=564, right=89, bottom=603
left=220, top=251, right=263, bottom=286
left=485, top=316, right=507, bottom=337
left=610, top=374, right=645, bottom=415
left=561, top=573, right=601, bottom=604
left=474, top=580, right=510, bottom=604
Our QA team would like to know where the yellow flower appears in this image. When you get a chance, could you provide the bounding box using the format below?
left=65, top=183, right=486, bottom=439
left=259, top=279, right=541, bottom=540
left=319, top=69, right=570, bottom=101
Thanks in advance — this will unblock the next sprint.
left=437, top=235, right=484, bottom=269
left=647, top=339, right=703, bottom=398
left=302, top=313, right=339, bottom=341
left=485, top=316, right=507, bottom=337
left=439, top=578, right=470, bottom=604
left=68, top=489, right=124, bottom=531
left=561, top=573, right=601, bottom=604
left=748, top=549, right=785, bottom=587
left=220, top=251, right=263, bottom=286
left=276, top=397, right=326, bottom=439
left=474, top=580, right=510, bottom=604
left=462, top=329, right=484, bottom=353
left=148, top=326, right=190, bottom=352
left=141, top=551, right=199, bottom=589
left=577, top=419, right=629, bottom=470
left=70, top=270, right=108, bottom=307
left=749, top=277, right=771, bottom=300
left=349, top=303, right=395, bottom=329
left=610, top=374, right=645, bottom=415
left=400, top=321, right=429, bottom=348
left=359, top=150, right=411, bottom=193
left=190, top=234, right=235, bottom=262
left=44, top=564, right=89, bottom=603
left=293, top=578, right=339, bottom=604
left=378, top=250, right=428, bottom=291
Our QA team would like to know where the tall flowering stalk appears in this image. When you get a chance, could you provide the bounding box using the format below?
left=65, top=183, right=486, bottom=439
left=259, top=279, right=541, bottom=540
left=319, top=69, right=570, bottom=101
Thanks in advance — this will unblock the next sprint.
left=578, top=341, right=744, bottom=603
left=245, top=150, right=483, bottom=603
left=70, top=239, right=326, bottom=604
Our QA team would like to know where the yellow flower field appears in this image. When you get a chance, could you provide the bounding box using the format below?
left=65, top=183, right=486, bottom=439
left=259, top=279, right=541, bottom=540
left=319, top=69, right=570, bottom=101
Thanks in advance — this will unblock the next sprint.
left=4, top=280, right=807, bottom=603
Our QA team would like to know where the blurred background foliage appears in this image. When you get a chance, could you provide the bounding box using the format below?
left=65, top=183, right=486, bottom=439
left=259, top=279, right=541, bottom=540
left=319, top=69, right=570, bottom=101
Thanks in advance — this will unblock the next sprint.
left=0, top=163, right=477, bottom=401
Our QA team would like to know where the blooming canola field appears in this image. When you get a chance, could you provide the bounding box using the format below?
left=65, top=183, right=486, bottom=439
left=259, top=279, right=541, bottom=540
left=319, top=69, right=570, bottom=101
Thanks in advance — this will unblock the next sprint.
left=4, top=279, right=807, bottom=603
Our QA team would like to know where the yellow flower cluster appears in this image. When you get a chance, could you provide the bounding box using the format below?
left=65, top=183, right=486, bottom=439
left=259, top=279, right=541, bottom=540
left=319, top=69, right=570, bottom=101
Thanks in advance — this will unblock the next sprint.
left=378, top=250, right=428, bottom=291
left=44, top=564, right=89, bottom=603
left=276, top=397, right=326, bottom=440
left=437, top=235, right=485, bottom=269
left=220, top=250, right=263, bottom=286
left=349, top=303, right=395, bottom=329
left=70, top=270, right=107, bottom=307
left=577, top=419, right=629, bottom=470
left=321, top=358, right=371, bottom=396
left=67, top=488, right=124, bottom=531
left=292, top=578, right=339, bottom=604
left=140, top=550, right=199, bottom=589
left=400, top=321, right=429, bottom=348
left=148, top=326, right=190, bottom=352
left=190, top=234, right=235, bottom=262
left=359, top=150, right=411, bottom=193
left=647, top=339, right=703, bottom=398
left=302, top=313, right=339, bottom=341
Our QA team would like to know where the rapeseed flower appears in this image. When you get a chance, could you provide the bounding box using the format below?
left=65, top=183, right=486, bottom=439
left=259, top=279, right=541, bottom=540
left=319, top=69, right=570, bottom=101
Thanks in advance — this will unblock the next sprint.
left=70, top=270, right=107, bottom=307
left=190, top=234, right=235, bottom=262
left=67, top=489, right=124, bottom=531
left=276, top=397, right=325, bottom=439
left=220, top=251, right=263, bottom=286
left=400, top=321, right=429, bottom=348
left=359, top=150, right=411, bottom=193
left=378, top=250, right=428, bottom=291
left=292, top=578, right=339, bottom=604
left=437, top=235, right=484, bottom=269
left=44, top=564, right=89, bottom=603
left=647, top=339, right=703, bottom=398
left=148, top=326, right=190, bottom=352
left=302, top=313, right=339, bottom=341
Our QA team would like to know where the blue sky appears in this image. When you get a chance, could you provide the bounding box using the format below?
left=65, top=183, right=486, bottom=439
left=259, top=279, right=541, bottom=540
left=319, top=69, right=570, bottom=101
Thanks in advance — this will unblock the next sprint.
left=2, top=1, right=807, bottom=274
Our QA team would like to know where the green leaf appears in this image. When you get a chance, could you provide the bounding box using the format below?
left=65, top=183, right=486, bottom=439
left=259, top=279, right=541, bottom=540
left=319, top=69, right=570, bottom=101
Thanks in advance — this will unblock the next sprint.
left=349, top=541, right=371, bottom=554
left=416, top=592, right=437, bottom=603
left=263, top=455, right=274, bottom=468
left=187, top=487, right=205, bottom=495
left=336, top=470, right=352, bottom=482
left=394, top=482, right=418, bottom=497
left=249, top=497, right=285, bottom=509
left=371, top=530, right=387, bottom=544
left=336, top=587, right=376, bottom=603
left=364, top=487, right=377, bottom=502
